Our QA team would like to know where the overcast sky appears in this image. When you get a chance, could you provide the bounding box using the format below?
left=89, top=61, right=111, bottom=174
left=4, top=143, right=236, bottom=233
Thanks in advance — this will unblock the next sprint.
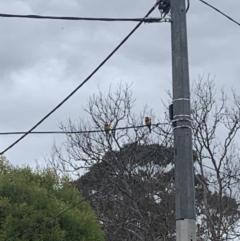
left=0, top=0, right=239, bottom=167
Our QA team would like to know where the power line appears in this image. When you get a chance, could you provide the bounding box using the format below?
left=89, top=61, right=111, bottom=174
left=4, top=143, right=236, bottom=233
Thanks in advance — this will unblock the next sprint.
left=195, top=163, right=240, bottom=183
left=186, top=0, right=190, bottom=13
left=0, top=123, right=166, bottom=135
left=199, top=0, right=240, bottom=27
left=0, top=13, right=164, bottom=23
left=0, top=1, right=161, bottom=155
left=201, top=163, right=240, bottom=180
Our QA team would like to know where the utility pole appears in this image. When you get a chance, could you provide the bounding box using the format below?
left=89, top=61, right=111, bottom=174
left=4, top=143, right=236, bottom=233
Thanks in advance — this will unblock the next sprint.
left=170, top=0, right=196, bottom=240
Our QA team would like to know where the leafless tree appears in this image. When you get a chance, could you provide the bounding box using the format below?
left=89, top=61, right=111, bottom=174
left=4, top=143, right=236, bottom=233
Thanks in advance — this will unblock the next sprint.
left=47, top=83, right=174, bottom=240
left=192, top=75, right=240, bottom=240
left=46, top=77, right=240, bottom=240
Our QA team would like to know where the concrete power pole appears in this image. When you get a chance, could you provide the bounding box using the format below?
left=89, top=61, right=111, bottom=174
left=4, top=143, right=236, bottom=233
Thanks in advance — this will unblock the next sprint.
left=170, top=0, right=196, bottom=240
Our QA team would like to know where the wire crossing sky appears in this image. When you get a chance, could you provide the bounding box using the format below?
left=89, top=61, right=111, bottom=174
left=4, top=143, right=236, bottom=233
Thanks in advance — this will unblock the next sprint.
left=0, top=123, right=166, bottom=135
left=0, top=13, right=163, bottom=23
left=198, top=0, right=240, bottom=27
left=0, top=1, right=161, bottom=155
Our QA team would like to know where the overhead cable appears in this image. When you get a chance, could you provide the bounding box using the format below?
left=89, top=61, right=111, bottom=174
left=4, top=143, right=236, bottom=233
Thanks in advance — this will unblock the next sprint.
left=0, top=13, right=163, bottom=23
left=0, top=1, right=161, bottom=155
left=199, top=0, right=240, bottom=27
left=0, top=123, right=166, bottom=135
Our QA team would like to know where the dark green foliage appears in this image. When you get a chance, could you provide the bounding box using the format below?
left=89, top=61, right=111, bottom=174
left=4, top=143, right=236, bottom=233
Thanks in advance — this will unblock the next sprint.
left=0, top=157, right=104, bottom=241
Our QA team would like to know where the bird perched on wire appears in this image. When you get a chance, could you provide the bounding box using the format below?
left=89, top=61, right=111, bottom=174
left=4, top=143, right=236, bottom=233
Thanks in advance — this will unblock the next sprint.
left=145, top=117, right=152, bottom=133
left=104, top=122, right=111, bottom=141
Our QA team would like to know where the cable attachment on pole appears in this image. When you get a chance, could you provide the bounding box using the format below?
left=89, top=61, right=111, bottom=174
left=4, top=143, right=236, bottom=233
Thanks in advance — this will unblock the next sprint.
left=157, top=0, right=190, bottom=20
left=157, top=0, right=171, bottom=19
left=172, top=114, right=192, bottom=131
left=169, top=99, right=193, bottom=130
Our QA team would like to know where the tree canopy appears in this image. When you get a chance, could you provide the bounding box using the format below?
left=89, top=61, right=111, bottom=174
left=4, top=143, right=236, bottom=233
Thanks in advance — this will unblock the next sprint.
left=74, top=143, right=240, bottom=240
left=0, top=157, right=104, bottom=241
